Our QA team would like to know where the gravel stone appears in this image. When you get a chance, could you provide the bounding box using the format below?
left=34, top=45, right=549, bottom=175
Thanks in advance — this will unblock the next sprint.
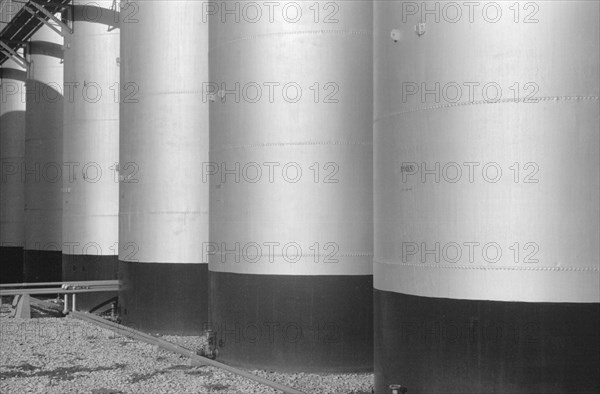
left=1, top=317, right=373, bottom=393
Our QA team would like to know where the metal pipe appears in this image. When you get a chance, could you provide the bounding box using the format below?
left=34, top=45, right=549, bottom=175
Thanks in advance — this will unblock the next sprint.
left=0, top=280, right=119, bottom=288
left=63, top=293, right=68, bottom=314
left=0, top=288, right=119, bottom=296
left=70, top=311, right=306, bottom=394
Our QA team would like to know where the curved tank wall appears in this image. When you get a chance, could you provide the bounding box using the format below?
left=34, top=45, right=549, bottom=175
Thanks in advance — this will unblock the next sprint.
left=374, top=1, right=599, bottom=392
left=119, top=0, right=209, bottom=334
left=209, top=0, right=373, bottom=371
left=62, top=0, right=120, bottom=310
left=23, top=23, right=64, bottom=282
left=0, top=56, right=27, bottom=283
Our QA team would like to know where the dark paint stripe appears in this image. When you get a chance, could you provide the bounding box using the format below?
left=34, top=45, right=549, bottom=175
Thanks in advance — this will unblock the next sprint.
left=209, top=271, right=373, bottom=372
left=0, top=246, right=23, bottom=283
left=62, top=254, right=118, bottom=311
left=72, top=5, right=119, bottom=28
left=118, top=261, right=208, bottom=336
left=29, top=42, right=63, bottom=59
left=0, top=68, right=26, bottom=82
left=374, top=289, right=600, bottom=394
left=23, top=250, right=62, bottom=282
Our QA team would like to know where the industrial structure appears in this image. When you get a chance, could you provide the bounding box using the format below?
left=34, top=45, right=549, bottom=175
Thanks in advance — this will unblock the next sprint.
left=62, top=0, right=119, bottom=310
left=374, top=1, right=599, bottom=392
left=118, top=0, right=209, bottom=334
left=1, top=1, right=598, bottom=393
left=23, top=22, right=63, bottom=282
left=209, top=0, right=373, bottom=371
left=0, top=51, right=24, bottom=284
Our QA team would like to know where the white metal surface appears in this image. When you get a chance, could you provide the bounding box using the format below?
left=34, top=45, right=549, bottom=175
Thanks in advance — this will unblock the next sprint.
left=62, top=0, right=119, bottom=256
left=209, top=0, right=373, bottom=275
left=0, top=54, right=26, bottom=248
left=374, top=0, right=600, bottom=302
left=24, top=23, right=63, bottom=252
left=119, top=0, right=209, bottom=264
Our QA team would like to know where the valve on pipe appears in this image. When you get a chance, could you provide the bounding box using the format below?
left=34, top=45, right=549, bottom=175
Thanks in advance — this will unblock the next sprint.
left=389, top=384, right=407, bottom=394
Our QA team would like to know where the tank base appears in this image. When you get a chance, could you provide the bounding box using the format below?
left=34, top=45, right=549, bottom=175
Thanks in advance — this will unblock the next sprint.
left=23, top=250, right=62, bottom=282
left=118, top=261, right=208, bottom=335
left=62, top=254, right=118, bottom=312
left=374, top=290, right=600, bottom=394
left=209, top=272, right=373, bottom=372
left=0, top=246, right=23, bottom=283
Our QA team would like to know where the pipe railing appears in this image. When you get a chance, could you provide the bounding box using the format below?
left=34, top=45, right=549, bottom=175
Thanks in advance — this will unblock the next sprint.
left=71, top=311, right=307, bottom=394
left=0, top=280, right=119, bottom=288
left=0, top=280, right=119, bottom=313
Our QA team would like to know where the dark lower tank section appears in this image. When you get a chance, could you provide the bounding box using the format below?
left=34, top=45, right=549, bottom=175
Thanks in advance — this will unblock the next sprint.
left=118, top=261, right=208, bottom=335
left=374, top=290, right=600, bottom=394
left=210, top=272, right=373, bottom=372
left=22, top=250, right=62, bottom=282
left=0, top=246, right=23, bottom=283
left=62, top=254, right=118, bottom=312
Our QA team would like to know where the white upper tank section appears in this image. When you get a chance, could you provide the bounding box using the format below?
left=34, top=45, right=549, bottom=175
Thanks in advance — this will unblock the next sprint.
left=119, top=0, right=209, bottom=264
left=374, top=0, right=599, bottom=302
left=62, top=0, right=120, bottom=256
left=209, top=0, right=374, bottom=276
left=24, top=23, right=64, bottom=252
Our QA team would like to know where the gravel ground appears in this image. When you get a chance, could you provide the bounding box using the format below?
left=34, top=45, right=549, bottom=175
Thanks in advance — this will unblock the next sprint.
left=0, top=317, right=373, bottom=394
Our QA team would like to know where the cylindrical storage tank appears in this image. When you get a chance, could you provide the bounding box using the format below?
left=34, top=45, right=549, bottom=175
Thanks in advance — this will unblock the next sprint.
left=119, top=0, right=209, bottom=334
left=62, top=0, right=120, bottom=310
left=209, top=1, right=373, bottom=371
left=374, top=1, right=599, bottom=393
left=0, top=55, right=27, bottom=283
left=23, top=23, right=64, bottom=282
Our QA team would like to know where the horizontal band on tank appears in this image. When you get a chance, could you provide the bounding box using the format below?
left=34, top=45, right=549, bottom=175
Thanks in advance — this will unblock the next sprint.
left=0, top=68, right=26, bottom=82
left=24, top=80, right=64, bottom=97
left=374, top=95, right=599, bottom=123
left=374, top=290, right=600, bottom=394
left=0, top=247, right=23, bottom=284
left=63, top=119, right=119, bottom=125
left=211, top=140, right=372, bottom=154
left=119, top=260, right=207, bottom=265
left=374, top=259, right=599, bottom=303
left=62, top=254, right=118, bottom=311
left=210, top=151, right=372, bottom=179
left=62, top=221, right=119, bottom=255
left=374, top=103, right=598, bottom=304
left=61, top=248, right=118, bottom=257
left=0, top=238, right=24, bottom=247
left=62, top=254, right=119, bottom=275
left=23, top=250, right=62, bottom=283
left=118, top=260, right=208, bottom=335
left=210, top=29, right=372, bottom=51
left=118, top=221, right=208, bottom=264
left=23, top=223, right=62, bottom=249
left=209, top=150, right=372, bottom=275
left=29, top=42, right=63, bottom=59
left=72, top=4, right=119, bottom=27
left=210, top=271, right=373, bottom=372
left=209, top=255, right=372, bottom=276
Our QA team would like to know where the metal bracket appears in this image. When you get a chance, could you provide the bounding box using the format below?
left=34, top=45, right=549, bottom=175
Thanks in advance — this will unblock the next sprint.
left=0, top=41, right=30, bottom=69
left=107, top=0, right=119, bottom=31
left=65, top=2, right=75, bottom=34
left=25, top=1, right=73, bottom=36
left=415, top=22, right=426, bottom=37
